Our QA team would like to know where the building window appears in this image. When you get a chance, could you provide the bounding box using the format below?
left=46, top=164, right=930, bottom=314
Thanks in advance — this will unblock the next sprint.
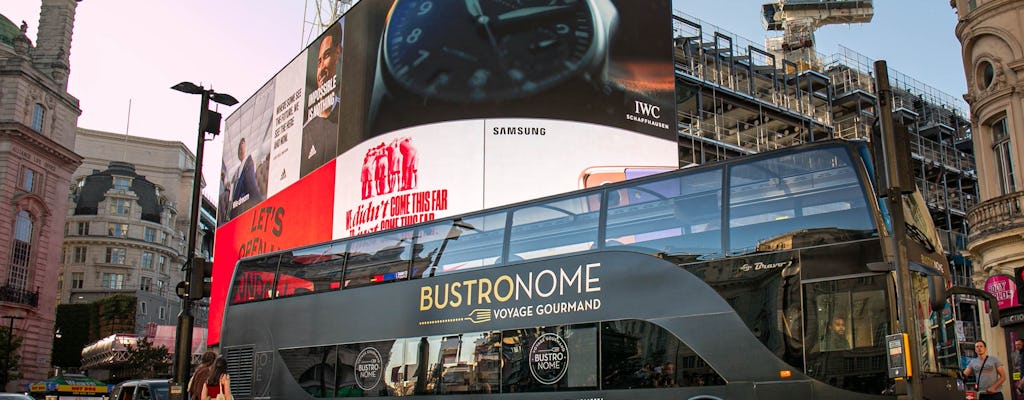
left=140, top=301, right=148, bottom=315
left=968, top=0, right=977, bottom=11
left=105, top=248, right=127, bottom=264
left=31, top=104, right=44, bottom=131
left=160, top=232, right=168, bottom=244
left=158, top=256, right=167, bottom=273
left=58, top=274, right=63, bottom=291
left=108, top=223, right=129, bottom=238
left=109, top=198, right=131, bottom=216
left=71, top=272, right=84, bottom=289
left=976, top=61, right=995, bottom=91
left=19, top=166, right=39, bottom=193
left=101, top=273, right=125, bottom=289
left=159, top=306, right=167, bottom=320
left=9, top=211, right=33, bottom=290
left=73, top=246, right=87, bottom=263
left=113, top=176, right=132, bottom=190
left=77, top=222, right=89, bottom=235
left=141, top=277, right=152, bottom=292
left=157, top=280, right=166, bottom=295
left=144, top=227, right=156, bottom=242
left=141, top=252, right=154, bottom=270
left=993, top=117, right=1016, bottom=195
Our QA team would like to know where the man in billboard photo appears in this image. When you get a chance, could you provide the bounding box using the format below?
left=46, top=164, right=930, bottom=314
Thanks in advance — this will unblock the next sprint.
left=301, top=22, right=343, bottom=177
left=231, top=137, right=264, bottom=219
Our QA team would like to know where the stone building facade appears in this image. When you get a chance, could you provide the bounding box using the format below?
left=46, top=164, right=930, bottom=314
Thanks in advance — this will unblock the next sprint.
left=952, top=0, right=1024, bottom=395
left=0, top=0, right=83, bottom=390
left=62, top=128, right=212, bottom=337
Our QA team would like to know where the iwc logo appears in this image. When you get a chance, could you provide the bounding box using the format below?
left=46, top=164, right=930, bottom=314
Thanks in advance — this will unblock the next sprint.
left=355, top=347, right=383, bottom=391
left=529, top=333, right=569, bottom=385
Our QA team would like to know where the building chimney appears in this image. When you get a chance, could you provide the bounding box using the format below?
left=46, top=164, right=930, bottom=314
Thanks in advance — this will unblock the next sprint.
left=32, top=0, right=81, bottom=89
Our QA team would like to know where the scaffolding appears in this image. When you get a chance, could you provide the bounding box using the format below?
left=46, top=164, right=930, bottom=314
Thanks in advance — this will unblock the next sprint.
left=672, top=12, right=976, bottom=289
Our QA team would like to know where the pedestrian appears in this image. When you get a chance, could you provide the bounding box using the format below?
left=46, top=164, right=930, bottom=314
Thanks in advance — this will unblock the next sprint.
left=1013, top=339, right=1024, bottom=398
left=201, top=356, right=232, bottom=400
left=965, top=340, right=1008, bottom=400
left=188, top=351, right=217, bottom=400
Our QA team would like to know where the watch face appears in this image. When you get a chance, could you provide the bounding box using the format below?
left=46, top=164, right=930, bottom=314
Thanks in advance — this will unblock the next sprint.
left=382, top=0, right=598, bottom=102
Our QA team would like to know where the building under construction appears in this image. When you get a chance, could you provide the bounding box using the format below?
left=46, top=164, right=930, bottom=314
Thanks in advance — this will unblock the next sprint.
left=670, top=7, right=979, bottom=334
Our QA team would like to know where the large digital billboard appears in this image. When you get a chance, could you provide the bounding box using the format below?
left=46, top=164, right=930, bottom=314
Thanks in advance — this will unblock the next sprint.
left=213, top=0, right=677, bottom=344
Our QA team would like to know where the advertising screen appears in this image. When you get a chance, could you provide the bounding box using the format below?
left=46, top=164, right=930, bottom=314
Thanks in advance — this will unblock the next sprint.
left=213, top=0, right=677, bottom=344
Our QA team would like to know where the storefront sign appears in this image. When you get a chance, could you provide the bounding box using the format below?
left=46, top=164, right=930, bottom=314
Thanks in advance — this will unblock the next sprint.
left=985, top=275, right=1019, bottom=310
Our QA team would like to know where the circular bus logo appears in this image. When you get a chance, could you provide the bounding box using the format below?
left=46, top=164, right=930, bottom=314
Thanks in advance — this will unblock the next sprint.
left=529, top=333, right=568, bottom=385
left=355, top=347, right=383, bottom=390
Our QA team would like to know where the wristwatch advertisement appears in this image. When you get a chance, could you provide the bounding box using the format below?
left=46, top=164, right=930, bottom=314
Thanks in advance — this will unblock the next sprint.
left=365, top=0, right=675, bottom=139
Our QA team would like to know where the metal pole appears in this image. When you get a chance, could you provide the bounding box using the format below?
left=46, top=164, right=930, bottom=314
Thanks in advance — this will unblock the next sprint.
left=174, top=88, right=209, bottom=388
left=874, top=60, right=922, bottom=400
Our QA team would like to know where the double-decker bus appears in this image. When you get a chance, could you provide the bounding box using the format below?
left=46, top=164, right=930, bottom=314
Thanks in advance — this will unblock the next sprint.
left=220, top=140, right=967, bottom=399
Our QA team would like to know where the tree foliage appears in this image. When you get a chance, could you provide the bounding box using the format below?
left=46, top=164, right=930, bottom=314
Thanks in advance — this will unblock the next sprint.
left=0, top=326, right=23, bottom=385
left=124, top=337, right=171, bottom=379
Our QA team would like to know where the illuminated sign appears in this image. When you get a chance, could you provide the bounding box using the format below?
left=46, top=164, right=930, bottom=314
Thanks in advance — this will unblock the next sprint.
left=984, top=274, right=1019, bottom=310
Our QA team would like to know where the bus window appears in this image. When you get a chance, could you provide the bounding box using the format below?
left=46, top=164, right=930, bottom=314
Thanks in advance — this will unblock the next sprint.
left=230, top=254, right=281, bottom=304
left=604, top=168, right=723, bottom=261
left=728, top=147, right=876, bottom=256
left=277, top=243, right=345, bottom=297
left=804, top=275, right=889, bottom=394
left=410, top=211, right=507, bottom=277
left=501, top=324, right=598, bottom=393
left=602, top=320, right=725, bottom=389
left=336, top=340, right=397, bottom=396
left=508, top=193, right=600, bottom=260
left=280, top=345, right=339, bottom=397
left=344, top=231, right=414, bottom=288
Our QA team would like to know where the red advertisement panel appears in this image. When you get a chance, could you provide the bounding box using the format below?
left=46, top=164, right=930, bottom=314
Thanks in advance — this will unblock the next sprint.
left=208, top=161, right=336, bottom=344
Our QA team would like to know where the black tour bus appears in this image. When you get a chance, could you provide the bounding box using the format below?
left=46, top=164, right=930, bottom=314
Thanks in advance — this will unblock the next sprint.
left=220, top=140, right=966, bottom=399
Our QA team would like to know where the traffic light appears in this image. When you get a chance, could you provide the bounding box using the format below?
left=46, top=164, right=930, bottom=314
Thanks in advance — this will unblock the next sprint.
left=870, top=118, right=916, bottom=196
left=202, top=109, right=222, bottom=135
left=189, top=257, right=213, bottom=300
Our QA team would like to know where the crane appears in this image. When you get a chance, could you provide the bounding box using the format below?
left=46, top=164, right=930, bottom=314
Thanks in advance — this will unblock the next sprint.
left=302, top=0, right=358, bottom=49
left=762, top=0, right=874, bottom=67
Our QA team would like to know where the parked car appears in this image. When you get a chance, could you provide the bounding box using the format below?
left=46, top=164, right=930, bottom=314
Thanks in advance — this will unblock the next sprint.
left=111, top=379, right=170, bottom=400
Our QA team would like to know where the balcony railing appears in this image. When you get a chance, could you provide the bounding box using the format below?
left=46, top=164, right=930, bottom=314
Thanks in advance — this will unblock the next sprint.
left=0, top=285, right=39, bottom=307
left=967, top=191, right=1024, bottom=241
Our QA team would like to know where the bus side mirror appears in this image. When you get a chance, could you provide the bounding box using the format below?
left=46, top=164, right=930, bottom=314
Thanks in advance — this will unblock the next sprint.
left=948, top=286, right=1000, bottom=327
left=927, top=275, right=947, bottom=313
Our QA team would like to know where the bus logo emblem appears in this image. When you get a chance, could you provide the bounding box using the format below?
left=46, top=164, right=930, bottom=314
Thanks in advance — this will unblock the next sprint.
left=529, top=333, right=569, bottom=385
left=355, top=347, right=383, bottom=391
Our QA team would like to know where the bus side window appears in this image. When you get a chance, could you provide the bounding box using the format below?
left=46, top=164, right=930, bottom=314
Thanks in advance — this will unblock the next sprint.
left=410, top=212, right=507, bottom=277
left=508, top=193, right=600, bottom=261
left=277, top=243, right=345, bottom=297
left=231, top=255, right=281, bottom=304
left=344, top=232, right=414, bottom=288
left=604, top=168, right=723, bottom=259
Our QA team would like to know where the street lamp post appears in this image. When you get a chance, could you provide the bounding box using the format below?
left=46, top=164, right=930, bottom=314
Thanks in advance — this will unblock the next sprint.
left=170, top=82, right=237, bottom=390
left=1, top=315, right=24, bottom=391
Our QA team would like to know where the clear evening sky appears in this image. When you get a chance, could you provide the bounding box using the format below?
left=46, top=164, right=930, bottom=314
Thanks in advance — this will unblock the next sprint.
left=3, top=1, right=967, bottom=202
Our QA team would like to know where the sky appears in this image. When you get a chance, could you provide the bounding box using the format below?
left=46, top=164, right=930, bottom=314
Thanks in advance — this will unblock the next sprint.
left=3, top=0, right=968, bottom=203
